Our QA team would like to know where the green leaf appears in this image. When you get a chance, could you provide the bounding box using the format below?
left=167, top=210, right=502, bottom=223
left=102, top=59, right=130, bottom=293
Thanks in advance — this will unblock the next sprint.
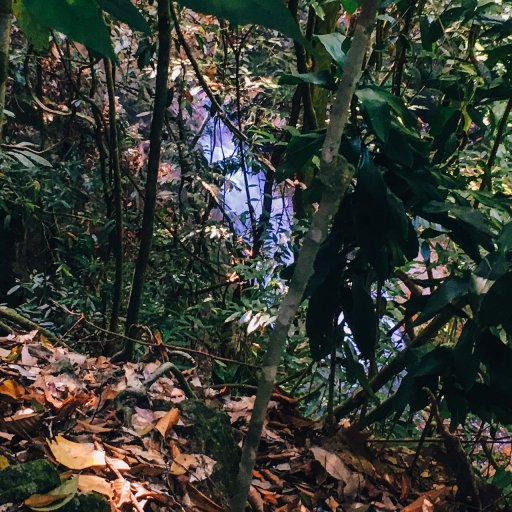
left=98, top=0, right=151, bottom=35
left=452, top=321, right=479, bottom=392
left=444, top=385, right=468, bottom=428
left=415, top=277, right=471, bottom=324
left=28, top=476, right=78, bottom=511
left=357, top=86, right=417, bottom=128
left=479, top=272, right=512, bottom=335
left=13, top=0, right=49, bottom=50
left=384, top=125, right=414, bottom=167
left=23, top=0, right=114, bottom=59
left=315, top=32, right=346, bottom=69
left=306, top=278, right=339, bottom=361
left=341, top=0, right=361, bottom=14
left=342, top=341, right=378, bottom=401
left=277, top=131, right=325, bottom=181
left=356, top=88, right=391, bottom=142
left=349, top=275, right=377, bottom=360
left=279, top=70, right=337, bottom=90
left=406, top=344, right=453, bottom=378
left=177, top=0, right=306, bottom=45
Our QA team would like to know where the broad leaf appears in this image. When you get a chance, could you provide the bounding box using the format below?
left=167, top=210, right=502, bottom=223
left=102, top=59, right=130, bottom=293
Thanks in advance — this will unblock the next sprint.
left=279, top=70, right=337, bottom=91
left=177, top=0, right=306, bottom=44
left=479, top=272, right=512, bottom=335
left=356, top=88, right=391, bottom=142
left=277, top=131, right=325, bottom=181
left=306, top=278, right=339, bottom=361
left=315, top=32, right=346, bottom=69
left=348, top=275, right=377, bottom=360
left=24, top=0, right=114, bottom=59
left=341, top=0, right=361, bottom=14
left=98, top=0, right=151, bottom=35
left=342, top=341, right=378, bottom=400
left=415, top=277, right=471, bottom=324
left=13, top=0, right=48, bottom=50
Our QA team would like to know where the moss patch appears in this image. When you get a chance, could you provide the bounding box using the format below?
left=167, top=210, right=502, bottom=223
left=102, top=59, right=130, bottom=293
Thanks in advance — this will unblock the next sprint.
left=0, top=459, right=60, bottom=505
left=180, top=399, right=240, bottom=495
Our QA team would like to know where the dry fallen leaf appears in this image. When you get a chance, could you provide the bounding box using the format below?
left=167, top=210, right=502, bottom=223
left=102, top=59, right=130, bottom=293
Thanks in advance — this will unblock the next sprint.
left=170, top=453, right=216, bottom=482
left=155, top=407, right=179, bottom=437
left=170, top=454, right=198, bottom=476
left=402, top=487, right=450, bottom=512
left=75, top=419, right=112, bottom=434
left=0, top=411, right=44, bottom=435
left=25, top=476, right=78, bottom=511
left=0, top=454, right=9, bottom=470
left=78, top=474, right=113, bottom=499
left=0, top=379, right=26, bottom=399
left=113, top=478, right=132, bottom=510
left=248, top=485, right=265, bottom=512
left=311, top=446, right=353, bottom=483
left=186, top=483, right=223, bottom=512
left=47, top=434, right=106, bottom=469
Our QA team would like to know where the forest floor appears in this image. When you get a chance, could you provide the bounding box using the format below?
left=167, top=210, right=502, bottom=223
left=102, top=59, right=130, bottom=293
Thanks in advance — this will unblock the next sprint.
left=0, top=328, right=500, bottom=511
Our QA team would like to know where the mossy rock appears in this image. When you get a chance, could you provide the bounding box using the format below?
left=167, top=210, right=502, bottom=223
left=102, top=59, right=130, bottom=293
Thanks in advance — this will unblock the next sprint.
left=0, top=459, right=60, bottom=505
left=180, top=399, right=240, bottom=495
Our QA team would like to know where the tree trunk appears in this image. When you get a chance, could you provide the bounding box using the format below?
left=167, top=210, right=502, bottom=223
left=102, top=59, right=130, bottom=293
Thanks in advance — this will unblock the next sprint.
left=0, top=0, right=12, bottom=147
left=104, top=59, right=124, bottom=335
left=231, top=1, right=379, bottom=510
left=123, top=0, right=171, bottom=356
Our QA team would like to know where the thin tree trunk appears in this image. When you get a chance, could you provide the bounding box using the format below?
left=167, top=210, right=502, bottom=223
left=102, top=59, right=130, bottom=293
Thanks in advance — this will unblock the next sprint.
left=123, top=0, right=171, bottom=356
left=480, top=98, right=512, bottom=192
left=104, top=59, right=123, bottom=334
left=231, top=2, right=378, bottom=509
left=0, top=0, right=12, bottom=147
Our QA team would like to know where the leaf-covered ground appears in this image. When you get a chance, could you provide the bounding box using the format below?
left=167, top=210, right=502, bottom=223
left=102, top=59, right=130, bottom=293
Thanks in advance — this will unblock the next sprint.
left=0, top=329, right=503, bottom=511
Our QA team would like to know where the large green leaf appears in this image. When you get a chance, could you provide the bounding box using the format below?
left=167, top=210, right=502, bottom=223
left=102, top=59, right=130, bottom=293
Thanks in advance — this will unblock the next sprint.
left=357, top=86, right=417, bottom=128
left=177, top=0, right=306, bottom=44
left=24, top=0, right=114, bottom=59
left=98, top=0, right=151, bottom=35
left=277, top=131, right=325, bottom=181
left=348, top=275, right=377, bottom=360
left=13, top=0, right=48, bottom=50
left=306, top=277, right=339, bottom=361
left=415, top=276, right=471, bottom=324
left=356, top=88, right=391, bottom=143
left=342, top=340, right=378, bottom=400
left=279, top=70, right=337, bottom=90
left=353, top=148, right=415, bottom=276
left=341, top=0, right=361, bottom=14
left=452, top=321, right=479, bottom=392
left=479, top=272, right=512, bottom=335
left=315, top=32, right=346, bottom=69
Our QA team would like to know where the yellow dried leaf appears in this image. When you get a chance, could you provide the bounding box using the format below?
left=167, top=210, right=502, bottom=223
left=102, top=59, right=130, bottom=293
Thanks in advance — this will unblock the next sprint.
left=0, top=454, right=9, bottom=470
left=0, top=347, right=12, bottom=359
left=47, top=435, right=106, bottom=469
left=78, top=474, right=113, bottom=499
left=25, top=476, right=78, bottom=511
left=155, top=408, right=179, bottom=437
left=0, top=380, right=25, bottom=399
left=25, top=493, right=67, bottom=507
left=170, top=454, right=197, bottom=476
left=75, top=419, right=112, bottom=434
